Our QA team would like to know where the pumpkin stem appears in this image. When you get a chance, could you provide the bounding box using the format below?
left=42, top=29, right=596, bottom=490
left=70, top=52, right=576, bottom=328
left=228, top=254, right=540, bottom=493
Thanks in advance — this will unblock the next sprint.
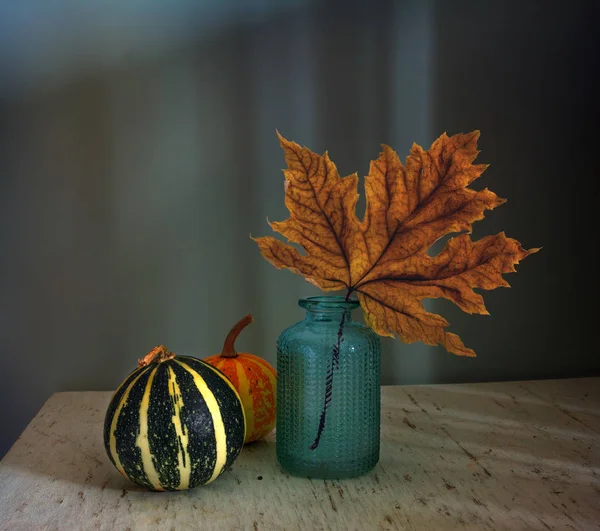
left=138, top=345, right=176, bottom=367
left=221, top=314, right=253, bottom=358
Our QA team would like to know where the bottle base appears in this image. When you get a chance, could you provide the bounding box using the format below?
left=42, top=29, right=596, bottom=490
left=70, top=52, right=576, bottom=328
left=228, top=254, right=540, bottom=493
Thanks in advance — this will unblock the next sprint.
left=278, top=453, right=379, bottom=480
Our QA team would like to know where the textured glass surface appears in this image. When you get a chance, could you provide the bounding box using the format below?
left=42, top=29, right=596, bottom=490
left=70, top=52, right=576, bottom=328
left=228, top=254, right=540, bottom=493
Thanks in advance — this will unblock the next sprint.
left=276, top=296, right=381, bottom=479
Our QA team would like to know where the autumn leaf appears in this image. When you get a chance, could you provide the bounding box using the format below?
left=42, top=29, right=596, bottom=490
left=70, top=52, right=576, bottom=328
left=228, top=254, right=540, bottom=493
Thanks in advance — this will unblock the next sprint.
left=254, top=131, right=538, bottom=356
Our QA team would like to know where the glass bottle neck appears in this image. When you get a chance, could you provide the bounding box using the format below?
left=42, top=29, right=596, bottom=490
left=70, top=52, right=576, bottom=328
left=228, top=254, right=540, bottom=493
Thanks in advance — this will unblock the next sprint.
left=305, top=309, right=353, bottom=322
left=298, top=296, right=359, bottom=322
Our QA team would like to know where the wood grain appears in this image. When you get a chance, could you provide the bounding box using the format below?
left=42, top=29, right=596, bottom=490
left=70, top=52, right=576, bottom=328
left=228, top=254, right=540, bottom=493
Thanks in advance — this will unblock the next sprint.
left=1, top=379, right=599, bottom=530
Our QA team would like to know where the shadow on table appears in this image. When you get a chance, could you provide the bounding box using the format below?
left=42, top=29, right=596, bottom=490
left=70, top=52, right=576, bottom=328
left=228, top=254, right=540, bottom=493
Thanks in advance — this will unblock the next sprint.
left=379, top=383, right=600, bottom=493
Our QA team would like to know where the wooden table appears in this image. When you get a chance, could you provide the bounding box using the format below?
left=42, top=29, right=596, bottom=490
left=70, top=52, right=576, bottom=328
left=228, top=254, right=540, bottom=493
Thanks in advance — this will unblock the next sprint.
left=1, top=379, right=599, bottom=530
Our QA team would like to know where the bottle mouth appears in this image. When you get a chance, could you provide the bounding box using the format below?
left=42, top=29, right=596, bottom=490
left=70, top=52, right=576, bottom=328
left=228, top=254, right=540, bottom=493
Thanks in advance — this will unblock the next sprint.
left=298, top=296, right=360, bottom=312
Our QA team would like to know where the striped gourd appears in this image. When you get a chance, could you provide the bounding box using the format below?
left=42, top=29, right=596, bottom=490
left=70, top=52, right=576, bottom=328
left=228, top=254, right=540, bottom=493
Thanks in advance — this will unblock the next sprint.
left=204, top=315, right=276, bottom=443
left=103, top=345, right=245, bottom=491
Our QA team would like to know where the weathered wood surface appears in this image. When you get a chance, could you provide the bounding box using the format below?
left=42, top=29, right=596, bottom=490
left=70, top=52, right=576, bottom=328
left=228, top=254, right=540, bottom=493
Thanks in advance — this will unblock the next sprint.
left=1, top=379, right=599, bottom=530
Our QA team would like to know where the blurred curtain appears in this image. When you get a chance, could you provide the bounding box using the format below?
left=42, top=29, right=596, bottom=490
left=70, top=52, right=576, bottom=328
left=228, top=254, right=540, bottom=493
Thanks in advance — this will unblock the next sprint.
left=4, top=0, right=595, bottom=458
left=0, top=1, right=436, bottom=456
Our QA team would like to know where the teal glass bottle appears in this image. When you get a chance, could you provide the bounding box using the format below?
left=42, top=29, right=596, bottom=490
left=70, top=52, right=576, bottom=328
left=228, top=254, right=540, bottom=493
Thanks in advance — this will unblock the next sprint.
left=276, top=296, right=381, bottom=479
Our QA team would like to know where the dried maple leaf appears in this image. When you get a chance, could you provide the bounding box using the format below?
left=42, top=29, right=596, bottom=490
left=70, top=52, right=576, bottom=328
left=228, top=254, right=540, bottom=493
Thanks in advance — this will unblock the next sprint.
left=254, top=131, right=538, bottom=356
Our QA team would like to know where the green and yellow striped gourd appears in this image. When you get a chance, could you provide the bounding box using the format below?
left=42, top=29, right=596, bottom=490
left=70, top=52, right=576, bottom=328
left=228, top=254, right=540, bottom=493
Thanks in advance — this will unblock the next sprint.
left=103, top=345, right=246, bottom=491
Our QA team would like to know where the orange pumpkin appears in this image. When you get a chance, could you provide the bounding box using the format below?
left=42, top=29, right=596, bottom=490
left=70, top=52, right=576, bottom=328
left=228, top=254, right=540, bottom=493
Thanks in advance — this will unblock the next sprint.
left=204, top=315, right=276, bottom=443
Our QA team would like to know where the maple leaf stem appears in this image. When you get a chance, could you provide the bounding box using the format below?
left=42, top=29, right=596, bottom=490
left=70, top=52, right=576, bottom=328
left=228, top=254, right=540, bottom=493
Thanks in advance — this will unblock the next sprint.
left=309, top=289, right=353, bottom=451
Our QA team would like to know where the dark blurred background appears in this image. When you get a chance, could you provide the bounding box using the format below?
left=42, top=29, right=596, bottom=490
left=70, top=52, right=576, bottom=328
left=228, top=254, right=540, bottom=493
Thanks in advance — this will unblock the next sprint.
left=1, top=0, right=598, bottom=458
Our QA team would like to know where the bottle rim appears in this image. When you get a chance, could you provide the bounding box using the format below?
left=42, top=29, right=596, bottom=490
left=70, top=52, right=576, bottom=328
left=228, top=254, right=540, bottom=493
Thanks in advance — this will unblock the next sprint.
left=298, top=295, right=360, bottom=311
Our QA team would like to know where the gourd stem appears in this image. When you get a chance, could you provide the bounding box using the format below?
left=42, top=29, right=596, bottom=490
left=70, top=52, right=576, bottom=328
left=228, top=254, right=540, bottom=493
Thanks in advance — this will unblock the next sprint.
left=221, top=314, right=253, bottom=358
left=138, top=345, right=175, bottom=368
